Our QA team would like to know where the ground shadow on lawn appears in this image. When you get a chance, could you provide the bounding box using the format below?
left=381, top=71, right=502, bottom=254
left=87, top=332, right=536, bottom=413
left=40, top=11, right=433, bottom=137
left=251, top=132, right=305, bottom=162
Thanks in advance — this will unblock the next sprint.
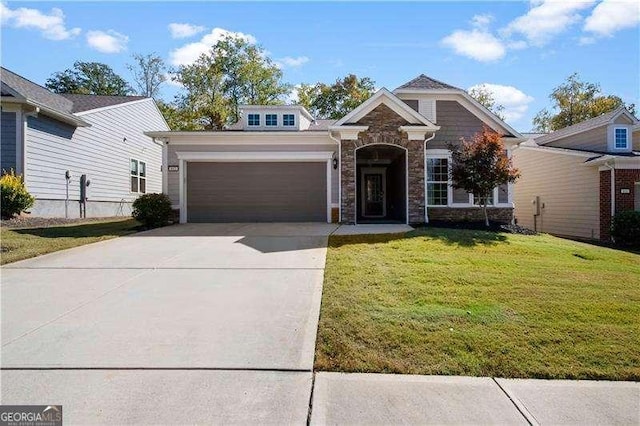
left=329, top=226, right=509, bottom=249
left=10, top=219, right=140, bottom=239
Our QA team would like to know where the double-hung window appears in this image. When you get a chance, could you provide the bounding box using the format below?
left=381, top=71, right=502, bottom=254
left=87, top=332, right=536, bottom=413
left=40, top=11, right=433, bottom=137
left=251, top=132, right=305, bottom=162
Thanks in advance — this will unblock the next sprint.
left=426, top=157, right=449, bottom=206
left=614, top=128, right=628, bottom=149
left=283, top=114, right=295, bottom=126
left=131, top=159, right=146, bottom=193
left=248, top=114, right=260, bottom=126
left=265, top=114, right=277, bottom=126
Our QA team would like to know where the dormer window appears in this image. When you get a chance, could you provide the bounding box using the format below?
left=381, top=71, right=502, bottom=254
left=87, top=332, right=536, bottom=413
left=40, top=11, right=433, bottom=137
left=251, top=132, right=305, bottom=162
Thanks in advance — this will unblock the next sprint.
left=248, top=114, right=260, bottom=126
left=266, top=114, right=277, bottom=126
left=614, top=128, right=628, bottom=149
left=283, top=114, right=295, bottom=126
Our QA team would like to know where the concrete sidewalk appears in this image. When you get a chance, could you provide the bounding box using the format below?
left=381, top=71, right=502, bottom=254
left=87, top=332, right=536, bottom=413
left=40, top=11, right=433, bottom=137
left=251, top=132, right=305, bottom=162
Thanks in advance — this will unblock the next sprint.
left=310, top=372, right=640, bottom=425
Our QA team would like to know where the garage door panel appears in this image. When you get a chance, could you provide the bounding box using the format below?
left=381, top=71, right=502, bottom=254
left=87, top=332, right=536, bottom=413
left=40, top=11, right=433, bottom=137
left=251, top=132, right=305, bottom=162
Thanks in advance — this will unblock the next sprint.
left=187, top=162, right=326, bottom=222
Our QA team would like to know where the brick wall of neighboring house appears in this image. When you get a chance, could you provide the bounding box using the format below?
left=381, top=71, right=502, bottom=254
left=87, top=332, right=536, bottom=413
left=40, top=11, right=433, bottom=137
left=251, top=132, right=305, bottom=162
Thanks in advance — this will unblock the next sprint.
left=599, top=168, right=640, bottom=241
left=340, top=103, right=425, bottom=224
left=428, top=207, right=513, bottom=224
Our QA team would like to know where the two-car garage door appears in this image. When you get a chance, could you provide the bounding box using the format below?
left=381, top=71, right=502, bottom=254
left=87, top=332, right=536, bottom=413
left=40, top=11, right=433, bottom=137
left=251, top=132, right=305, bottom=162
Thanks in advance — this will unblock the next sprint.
left=186, top=162, right=327, bottom=222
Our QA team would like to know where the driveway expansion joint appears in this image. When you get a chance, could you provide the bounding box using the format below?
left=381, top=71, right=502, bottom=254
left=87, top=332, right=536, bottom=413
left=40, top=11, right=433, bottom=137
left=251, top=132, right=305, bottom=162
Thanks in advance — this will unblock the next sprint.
left=492, top=377, right=538, bottom=426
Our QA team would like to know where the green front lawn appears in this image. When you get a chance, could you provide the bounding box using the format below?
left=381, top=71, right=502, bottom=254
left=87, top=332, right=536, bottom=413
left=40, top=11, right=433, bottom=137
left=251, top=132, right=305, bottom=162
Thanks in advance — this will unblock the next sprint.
left=1, top=218, right=140, bottom=265
left=315, top=228, right=640, bottom=380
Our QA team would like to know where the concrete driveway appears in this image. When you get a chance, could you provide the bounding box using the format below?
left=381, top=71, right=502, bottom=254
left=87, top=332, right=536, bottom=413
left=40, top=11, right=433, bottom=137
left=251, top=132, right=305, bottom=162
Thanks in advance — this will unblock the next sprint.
left=2, top=223, right=338, bottom=424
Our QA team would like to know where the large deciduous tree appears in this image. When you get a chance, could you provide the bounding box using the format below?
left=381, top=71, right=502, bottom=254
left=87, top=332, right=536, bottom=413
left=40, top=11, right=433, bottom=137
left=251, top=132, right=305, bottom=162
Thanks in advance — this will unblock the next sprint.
left=127, top=53, right=167, bottom=98
left=296, top=74, right=375, bottom=119
left=450, top=127, right=519, bottom=227
left=46, top=62, right=132, bottom=96
left=173, top=35, right=290, bottom=130
left=533, top=73, right=635, bottom=132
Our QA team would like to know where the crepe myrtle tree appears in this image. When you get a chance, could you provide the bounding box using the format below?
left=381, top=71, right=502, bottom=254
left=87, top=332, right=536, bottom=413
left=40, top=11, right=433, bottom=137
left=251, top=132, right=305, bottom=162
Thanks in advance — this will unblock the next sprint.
left=449, top=127, right=520, bottom=227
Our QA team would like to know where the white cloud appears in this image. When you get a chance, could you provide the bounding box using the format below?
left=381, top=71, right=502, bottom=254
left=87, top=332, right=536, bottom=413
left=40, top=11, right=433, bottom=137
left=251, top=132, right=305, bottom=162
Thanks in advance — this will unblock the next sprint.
left=275, top=56, right=309, bottom=69
left=441, top=29, right=506, bottom=62
left=169, top=28, right=257, bottom=66
left=501, top=0, right=595, bottom=47
left=168, top=22, right=206, bottom=39
left=86, top=30, right=128, bottom=54
left=583, top=0, right=639, bottom=37
left=469, top=83, right=534, bottom=122
left=471, top=13, right=494, bottom=29
left=0, top=3, right=80, bottom=40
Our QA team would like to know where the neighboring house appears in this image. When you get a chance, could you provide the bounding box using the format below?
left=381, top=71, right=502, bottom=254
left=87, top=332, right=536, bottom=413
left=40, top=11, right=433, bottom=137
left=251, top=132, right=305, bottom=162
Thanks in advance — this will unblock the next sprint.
left=146, top=74, right=524, bottom=225
left=512, top=107, right=640, bottom=241
left=0, top=67, right=169, bottom=218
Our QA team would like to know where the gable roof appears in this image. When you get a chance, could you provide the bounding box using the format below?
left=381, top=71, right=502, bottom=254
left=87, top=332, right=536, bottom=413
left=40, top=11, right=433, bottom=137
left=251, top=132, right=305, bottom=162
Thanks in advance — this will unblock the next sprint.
left=332, top=88, right=439, bottom=129
left=536, top=106, right=639, bottom=145
left=0, top=67, right=89, bottom=126
left=396, top=74, right=461, bottom=91
left=61, top=94, right=148, bottom=113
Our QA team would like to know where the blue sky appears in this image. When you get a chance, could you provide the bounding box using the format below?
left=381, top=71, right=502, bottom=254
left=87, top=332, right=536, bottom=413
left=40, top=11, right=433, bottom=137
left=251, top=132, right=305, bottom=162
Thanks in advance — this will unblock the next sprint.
left=1, top=1, right=638, bottom=131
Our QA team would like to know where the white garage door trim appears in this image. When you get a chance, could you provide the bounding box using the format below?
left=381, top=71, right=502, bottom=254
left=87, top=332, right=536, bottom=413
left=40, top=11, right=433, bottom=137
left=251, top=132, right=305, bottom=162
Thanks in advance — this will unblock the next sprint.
left=175, top=151, right=335, bottom=224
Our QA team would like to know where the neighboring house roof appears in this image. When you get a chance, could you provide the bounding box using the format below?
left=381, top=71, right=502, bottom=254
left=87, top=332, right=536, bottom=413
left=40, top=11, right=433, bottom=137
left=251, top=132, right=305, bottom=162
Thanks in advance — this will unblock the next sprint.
left=536, top=106, right=638, bottom=145
left=60, top=94, right=148, bottom=113
left=395, top=74, right=461, bottom=91
left=0, top=66, right=88, bottom=127
left=521, top=132, right=547, bottom=139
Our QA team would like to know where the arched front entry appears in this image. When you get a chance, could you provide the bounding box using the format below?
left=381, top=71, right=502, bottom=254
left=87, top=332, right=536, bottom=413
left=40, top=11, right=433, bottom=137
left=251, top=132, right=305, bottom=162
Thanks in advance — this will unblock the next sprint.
left=354, top=144, right=407, bottom=224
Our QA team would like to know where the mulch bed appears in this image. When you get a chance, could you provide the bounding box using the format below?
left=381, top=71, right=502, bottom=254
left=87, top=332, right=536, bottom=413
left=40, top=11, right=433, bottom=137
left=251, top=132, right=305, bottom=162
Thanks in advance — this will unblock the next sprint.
left=0, top=216, right=129, bottom=229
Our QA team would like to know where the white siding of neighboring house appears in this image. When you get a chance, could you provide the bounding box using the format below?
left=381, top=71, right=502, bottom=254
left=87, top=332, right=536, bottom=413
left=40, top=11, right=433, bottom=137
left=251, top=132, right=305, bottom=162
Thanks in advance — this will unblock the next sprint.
left=25, top=99, right=168, bottom=205
left=512, top=146, right=600, bottom=240
left=166, top=142, right=338, bottom=207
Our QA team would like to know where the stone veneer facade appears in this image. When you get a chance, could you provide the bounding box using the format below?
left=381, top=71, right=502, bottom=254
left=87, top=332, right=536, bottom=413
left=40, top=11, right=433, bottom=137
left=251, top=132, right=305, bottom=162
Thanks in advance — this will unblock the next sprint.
left=599, top=168, right=640, bottom=241
left=339, top=103, right=515, bottom=225
left=340, top=104, right=425, bottom=224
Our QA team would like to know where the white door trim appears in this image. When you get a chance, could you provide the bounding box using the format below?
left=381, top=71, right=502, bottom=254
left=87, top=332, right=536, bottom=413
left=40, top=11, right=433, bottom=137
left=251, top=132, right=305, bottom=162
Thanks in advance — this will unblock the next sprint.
left=176, top=151, right=334, bottom=224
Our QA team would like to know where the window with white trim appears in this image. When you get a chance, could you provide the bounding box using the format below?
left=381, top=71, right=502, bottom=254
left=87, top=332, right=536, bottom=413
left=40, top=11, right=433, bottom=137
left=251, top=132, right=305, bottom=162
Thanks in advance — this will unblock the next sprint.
left=131, top=159, right=146, bottom=193
left=614, top=128, right=628, bottom=149
left=426, top=157, right=448, bottom=206
left=248, top=114, right=260, bottom=126
left=265, top=114, right=277, bottom=126
left=283, top=114, right=295, bottom=126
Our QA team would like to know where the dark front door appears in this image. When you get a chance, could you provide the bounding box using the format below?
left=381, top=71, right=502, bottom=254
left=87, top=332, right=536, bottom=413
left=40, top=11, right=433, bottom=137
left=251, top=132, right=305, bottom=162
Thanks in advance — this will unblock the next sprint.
left=361, top=168, right=386, bottom=218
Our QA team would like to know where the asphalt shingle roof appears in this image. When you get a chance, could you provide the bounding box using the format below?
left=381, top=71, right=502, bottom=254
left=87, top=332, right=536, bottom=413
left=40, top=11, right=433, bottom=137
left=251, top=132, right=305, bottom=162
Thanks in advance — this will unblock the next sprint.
left=395, top=74, right=461, bottom=91
left=1, top=67, right=74, bottom=114
left=535, top=106, right=634, bottom=145
left=60, top=94, right=148, bottom=113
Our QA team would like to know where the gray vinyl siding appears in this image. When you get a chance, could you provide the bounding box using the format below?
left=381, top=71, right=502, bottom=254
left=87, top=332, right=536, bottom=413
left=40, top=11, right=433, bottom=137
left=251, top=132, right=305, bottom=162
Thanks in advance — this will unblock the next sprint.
left=542, top=126, right=608, bottom=152
left=1, top=111, right=17, bottom=172
left=25, top=99, right=167, bottom=203
left=430, top=101, right=486, bottom=150
left=167, top=143, right=339, bottom=207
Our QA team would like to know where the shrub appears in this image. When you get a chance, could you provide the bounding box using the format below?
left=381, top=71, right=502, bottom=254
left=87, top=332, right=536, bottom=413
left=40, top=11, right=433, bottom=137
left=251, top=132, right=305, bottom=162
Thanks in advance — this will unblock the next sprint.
left=1, top=170, right=35, bottom=219
left=132, top=193, right=173, bottom=229
left=611, top=210, right=640, bottom=247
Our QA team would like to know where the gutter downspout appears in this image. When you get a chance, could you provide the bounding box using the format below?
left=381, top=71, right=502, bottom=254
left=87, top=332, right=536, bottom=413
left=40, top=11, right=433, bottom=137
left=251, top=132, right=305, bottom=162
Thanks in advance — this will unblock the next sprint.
left=329, top=130, right=341, bottom=223
left=603, top=160, right=616, bottom=224
left=423, top=132, right=436, bottom=224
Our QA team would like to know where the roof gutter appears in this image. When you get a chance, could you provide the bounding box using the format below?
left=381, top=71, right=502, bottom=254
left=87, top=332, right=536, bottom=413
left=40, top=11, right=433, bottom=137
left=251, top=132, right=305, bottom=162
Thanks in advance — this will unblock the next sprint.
left=603, top=161, right=616, bottom=225
left=21, top=99, right=90, bottom=127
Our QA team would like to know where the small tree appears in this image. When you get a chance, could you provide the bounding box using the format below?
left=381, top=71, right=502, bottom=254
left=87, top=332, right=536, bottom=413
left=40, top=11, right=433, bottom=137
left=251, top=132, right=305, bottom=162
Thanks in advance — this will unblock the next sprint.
left=450, top=127, right=519, bottom=227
